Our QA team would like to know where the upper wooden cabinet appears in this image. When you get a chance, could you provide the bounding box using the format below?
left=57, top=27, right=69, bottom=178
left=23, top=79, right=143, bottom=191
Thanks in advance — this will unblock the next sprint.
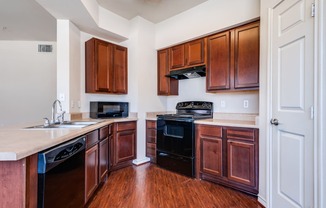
left=169, top=38, right=206, bottom=70
left=85, top=38, right=128, bottom=94
left=157, top=49, right=178, bottom=95
left=234, top=22, right=260, bottom=89
left=207, top=21, right=260, bottom=92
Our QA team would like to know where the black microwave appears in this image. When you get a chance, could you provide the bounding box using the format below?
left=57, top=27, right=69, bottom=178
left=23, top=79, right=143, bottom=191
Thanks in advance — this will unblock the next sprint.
left=90, top=102, right=129, bottom=119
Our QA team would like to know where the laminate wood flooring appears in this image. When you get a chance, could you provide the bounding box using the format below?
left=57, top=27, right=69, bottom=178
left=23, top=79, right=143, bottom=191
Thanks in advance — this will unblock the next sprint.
left=88, top=163, right=263, bottom=208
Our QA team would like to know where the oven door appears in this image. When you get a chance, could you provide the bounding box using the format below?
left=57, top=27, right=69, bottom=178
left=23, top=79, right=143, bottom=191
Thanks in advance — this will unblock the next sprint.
left=156, top=117, right=194, bottom=157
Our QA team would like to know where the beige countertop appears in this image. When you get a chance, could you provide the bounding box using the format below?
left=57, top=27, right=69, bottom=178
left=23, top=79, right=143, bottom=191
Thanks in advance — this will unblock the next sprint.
left=146, top=112, right=259, bottom=128
left=194, top=119, right=258, bottom=128
left=0, top=117, right=137, bottom=161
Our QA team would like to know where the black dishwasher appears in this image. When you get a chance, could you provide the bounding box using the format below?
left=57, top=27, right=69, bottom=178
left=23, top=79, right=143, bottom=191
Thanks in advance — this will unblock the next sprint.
left=37, top=136, right=86, bottom=208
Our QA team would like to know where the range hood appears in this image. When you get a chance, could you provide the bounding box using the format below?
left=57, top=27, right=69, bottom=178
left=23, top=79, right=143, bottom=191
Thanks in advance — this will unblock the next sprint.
left=165, top=65, right=206, bottom=80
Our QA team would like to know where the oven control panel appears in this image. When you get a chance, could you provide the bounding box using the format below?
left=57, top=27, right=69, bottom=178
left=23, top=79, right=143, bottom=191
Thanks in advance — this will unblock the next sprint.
left=176, top=101, right=213, bottom=110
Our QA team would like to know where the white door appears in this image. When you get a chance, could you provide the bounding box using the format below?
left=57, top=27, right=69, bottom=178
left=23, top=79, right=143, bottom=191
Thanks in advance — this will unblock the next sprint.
left=270, top=0, right=314, bottom=207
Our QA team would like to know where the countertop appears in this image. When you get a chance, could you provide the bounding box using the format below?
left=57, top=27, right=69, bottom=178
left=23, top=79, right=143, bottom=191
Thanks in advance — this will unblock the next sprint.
left=146, top=112, right=259, bottom=129
left=0, top=117, right=137, bottom=161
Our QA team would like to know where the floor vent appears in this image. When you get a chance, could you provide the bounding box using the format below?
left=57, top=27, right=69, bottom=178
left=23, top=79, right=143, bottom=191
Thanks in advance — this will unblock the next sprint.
left=38, top=44, right=53, bottom=52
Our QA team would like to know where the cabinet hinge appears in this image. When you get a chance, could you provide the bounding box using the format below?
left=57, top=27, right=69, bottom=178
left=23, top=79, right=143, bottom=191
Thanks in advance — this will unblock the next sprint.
left=311, top=3, right=315, bottom=17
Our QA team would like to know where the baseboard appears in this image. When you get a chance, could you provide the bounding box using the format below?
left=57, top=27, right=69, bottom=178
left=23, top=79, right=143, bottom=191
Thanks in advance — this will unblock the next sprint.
left=132, top=157, right=151, bottom=166
left=258, top=195, right=267, bottom=208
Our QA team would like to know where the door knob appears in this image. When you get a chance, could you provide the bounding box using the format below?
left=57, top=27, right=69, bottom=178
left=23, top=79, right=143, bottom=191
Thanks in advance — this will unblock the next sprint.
left=270, top=118, right=279, bottom=126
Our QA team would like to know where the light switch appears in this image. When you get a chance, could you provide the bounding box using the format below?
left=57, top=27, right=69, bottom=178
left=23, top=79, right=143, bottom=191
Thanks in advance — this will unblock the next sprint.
left=244, top=100, right=249, bottom=108
left=221, top=100, right=226, bottom=108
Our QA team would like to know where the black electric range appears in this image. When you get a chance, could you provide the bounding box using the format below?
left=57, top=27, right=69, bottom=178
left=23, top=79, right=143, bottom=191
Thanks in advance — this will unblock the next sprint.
left=156, top=101, right=213, bottom=177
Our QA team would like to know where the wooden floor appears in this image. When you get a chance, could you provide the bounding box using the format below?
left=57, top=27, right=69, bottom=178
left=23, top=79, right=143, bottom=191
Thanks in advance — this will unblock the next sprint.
left=88, top=163, right=263, bottom=208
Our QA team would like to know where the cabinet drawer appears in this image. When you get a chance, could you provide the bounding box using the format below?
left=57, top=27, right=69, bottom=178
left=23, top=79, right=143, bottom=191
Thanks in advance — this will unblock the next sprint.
left=116, top=121, right=136, bottom=132
left=86, top=130, right=99, bottom=149
left=146, top=120, right=156, bottom=129
left=197, top=125, right=222, bottom=138
left=146, top=143, right=156, bottom=157
left=226, top=128, right=256, bottom=142
left=99, top=126, right=108, bottom=140
left=146, top=129, right=156, bottom=143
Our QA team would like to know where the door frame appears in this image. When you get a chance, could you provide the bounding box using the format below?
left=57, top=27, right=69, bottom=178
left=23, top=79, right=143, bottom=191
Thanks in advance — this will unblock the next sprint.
left=263, top=0, right=325, bottom=207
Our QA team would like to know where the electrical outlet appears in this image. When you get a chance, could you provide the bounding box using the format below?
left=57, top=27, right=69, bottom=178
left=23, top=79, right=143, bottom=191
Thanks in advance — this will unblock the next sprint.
left=244, top=100, right=249, bottom=108
left=221, top=100, right=226, bottom=108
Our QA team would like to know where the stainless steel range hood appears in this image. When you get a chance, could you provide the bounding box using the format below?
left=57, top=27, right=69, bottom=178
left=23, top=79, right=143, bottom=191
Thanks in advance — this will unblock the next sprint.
left=165, top=65, right=206, bottom=80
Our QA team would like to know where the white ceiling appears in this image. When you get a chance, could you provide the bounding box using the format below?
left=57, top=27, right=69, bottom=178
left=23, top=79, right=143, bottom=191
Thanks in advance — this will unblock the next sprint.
left=97, top=0, right=208, bottom=23
left=0, top=0, right=208, bottom=41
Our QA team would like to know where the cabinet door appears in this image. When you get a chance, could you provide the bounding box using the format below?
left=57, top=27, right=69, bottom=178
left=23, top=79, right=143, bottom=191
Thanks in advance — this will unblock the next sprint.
left=85, top=38, right=113, bottom=93
left=169, top=44, right=185, bottom=70
left=207, top=31, right=231, bottom=91
left=108, top=134, right=114, bottom=171
left=85, top=144, right=99, bottom=203
left=115, top=130, right=136, bottom=164
left=186, top=39, right=206, bottom=66
left=227, top=140, right=255, bottom=187
left=157, top=49, right=178, bottom=95
left=99, top=137, right=109, bottom=182
left=234, top=21, right=260, bottom=89
left=96, top=40, right=113, bottom=93
left=200, top=136, right=223, bottom=177
left=113, top=45, right=128, bottom=94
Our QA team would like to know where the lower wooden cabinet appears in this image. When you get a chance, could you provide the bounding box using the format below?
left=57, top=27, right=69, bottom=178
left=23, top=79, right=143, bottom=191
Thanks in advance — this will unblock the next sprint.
left=200, top=126, right=223, bottom=176
left=0, top=154, right=38, bottom=208
left=85, top=130, right=99, bottom=203
left=196, top=124, right=259, bottom=195
left=111, top=121, right=137, bottom=170
left=99, top=126, right=109, bottom=182
left=146, top=120, right=157, bottom=163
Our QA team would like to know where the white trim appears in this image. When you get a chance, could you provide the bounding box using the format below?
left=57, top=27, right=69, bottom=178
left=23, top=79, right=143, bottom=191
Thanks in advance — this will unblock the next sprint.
left=266, top=7, right=274, bottom=208
left=132, top=157, right=151, bottom=165
left=315, top=0, right=325, bottom=207
left=258, top=195, right=267, bottom=207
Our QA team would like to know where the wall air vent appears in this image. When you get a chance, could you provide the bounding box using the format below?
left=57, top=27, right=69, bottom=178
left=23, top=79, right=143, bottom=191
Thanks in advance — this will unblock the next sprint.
left=38, top=44, right=53, bottom=52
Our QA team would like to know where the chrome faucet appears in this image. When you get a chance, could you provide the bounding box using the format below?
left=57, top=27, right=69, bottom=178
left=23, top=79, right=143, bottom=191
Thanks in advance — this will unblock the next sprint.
left=51, top=99, right=65, bottom=124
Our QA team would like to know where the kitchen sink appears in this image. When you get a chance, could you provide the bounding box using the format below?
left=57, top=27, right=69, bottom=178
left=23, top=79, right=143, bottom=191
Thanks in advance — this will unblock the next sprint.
left=24, top=121, right=100, bottom=129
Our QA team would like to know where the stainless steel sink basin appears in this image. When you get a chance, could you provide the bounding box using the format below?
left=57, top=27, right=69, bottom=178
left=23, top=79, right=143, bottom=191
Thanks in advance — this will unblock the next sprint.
left=62, top=121, right=99, bottom=125
left=25, top=121, right=100, bottom=129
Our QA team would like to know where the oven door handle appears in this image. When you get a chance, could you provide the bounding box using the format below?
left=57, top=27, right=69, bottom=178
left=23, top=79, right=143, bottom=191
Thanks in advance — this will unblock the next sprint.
left=160, top=118, right=194, bottom=122
left=163, top=132, right=183, bottom=139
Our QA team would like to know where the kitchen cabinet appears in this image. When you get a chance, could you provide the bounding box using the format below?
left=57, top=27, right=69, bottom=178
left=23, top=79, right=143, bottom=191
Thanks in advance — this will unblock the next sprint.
left=99, top=126, right=109, bottom=182
left=207, top=21, right=259, bottom=92
left=108, top=124, right=114, bottom=171
left=157, top=49, right=178, bottom=95
left=226, top=128, right=258, bottom=189
left=169, top=38, right=206, bottom=70
left=0, top=154, right=37, bottom=208
left=111, top=121, right=137, bottom=170
left=85, top=38, right=128, bottom=94
left=85, top=130, right=99, bottom=203
left=146, top=120, right=157, bottom=163
left=196, top=125, right=223, bottom=178
left=196, top=124, right=259, bottom=195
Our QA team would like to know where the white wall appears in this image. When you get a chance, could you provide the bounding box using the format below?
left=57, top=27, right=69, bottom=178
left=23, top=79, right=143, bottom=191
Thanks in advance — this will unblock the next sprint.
left=166, top=78, right=259, bottom=113
left=0, top=41, right=56, bottom=126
